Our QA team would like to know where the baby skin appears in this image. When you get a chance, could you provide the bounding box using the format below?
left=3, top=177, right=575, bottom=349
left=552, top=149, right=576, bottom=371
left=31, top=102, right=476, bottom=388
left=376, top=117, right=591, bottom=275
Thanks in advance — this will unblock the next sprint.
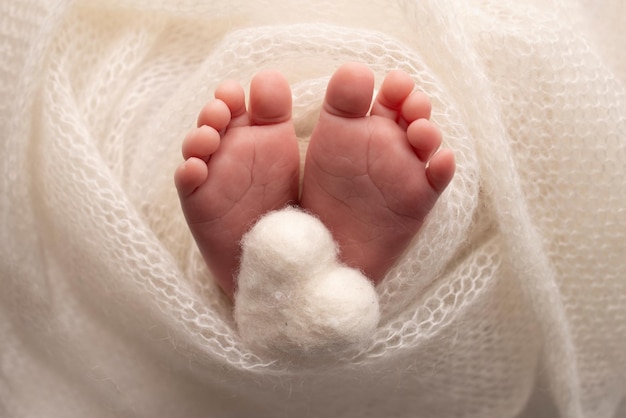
left=175, top=63, right=455, bottom=299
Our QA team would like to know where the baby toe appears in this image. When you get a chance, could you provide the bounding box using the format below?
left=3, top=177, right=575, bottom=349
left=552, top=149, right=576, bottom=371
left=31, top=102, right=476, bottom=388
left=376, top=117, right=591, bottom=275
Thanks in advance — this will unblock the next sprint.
left=401, top=91, right=432, bottom=124
left=249, top=69, right=292, bottom=125
left=371, top=70, right=415, bottom=120
left=323, top=62, right=375, bottom=118
left=407, top=118, right=442, bottom=162
left=182, top=125, right=221, bottom=161
left=197, top=99, right=231, bottom=131
left=174, top=157, right=208, bottom=198
left=426, top=148, right=456, bottom=194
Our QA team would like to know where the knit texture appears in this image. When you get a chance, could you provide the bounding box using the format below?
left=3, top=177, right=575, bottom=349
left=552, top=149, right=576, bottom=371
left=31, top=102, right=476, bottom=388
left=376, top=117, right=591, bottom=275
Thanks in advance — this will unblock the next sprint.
left=1, top=0, right=625, bottom=417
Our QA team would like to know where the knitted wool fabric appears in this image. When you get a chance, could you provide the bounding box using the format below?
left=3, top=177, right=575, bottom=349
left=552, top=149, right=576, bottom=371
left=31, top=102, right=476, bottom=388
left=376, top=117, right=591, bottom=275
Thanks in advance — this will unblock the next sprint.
left=1, top=0, right=625, bottom=417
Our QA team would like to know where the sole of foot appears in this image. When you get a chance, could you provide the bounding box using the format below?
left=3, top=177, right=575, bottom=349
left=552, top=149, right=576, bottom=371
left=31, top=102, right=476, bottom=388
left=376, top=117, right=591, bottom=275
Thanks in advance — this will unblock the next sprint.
left=174, top=70, right=300, bottom=298
left=300, top=62, right=455, bottom=284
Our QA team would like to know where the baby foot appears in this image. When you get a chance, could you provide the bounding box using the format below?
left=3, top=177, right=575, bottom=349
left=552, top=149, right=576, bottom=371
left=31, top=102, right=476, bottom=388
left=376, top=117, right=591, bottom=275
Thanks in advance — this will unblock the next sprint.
left=300, top=63, right=455, bottom=284
left=175, top=70, right=300, bottom=298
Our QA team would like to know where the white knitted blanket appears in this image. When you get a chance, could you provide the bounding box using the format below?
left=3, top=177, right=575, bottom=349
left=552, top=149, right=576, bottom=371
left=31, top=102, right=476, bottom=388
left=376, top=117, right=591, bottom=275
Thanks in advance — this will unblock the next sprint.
left=1, top=0, right=625, bottom=417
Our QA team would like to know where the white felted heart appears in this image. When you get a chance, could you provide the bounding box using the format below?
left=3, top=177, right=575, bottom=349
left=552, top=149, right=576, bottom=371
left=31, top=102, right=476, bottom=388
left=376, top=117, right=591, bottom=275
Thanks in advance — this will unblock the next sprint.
left=234, top=207, right=380, bottom=357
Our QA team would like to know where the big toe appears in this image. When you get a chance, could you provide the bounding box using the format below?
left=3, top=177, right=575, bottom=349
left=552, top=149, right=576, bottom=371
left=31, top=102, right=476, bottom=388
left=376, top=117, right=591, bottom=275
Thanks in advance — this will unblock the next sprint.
left=249, top=69, right=293, bottom=125
left=324, top=62, right=375, bottom=118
